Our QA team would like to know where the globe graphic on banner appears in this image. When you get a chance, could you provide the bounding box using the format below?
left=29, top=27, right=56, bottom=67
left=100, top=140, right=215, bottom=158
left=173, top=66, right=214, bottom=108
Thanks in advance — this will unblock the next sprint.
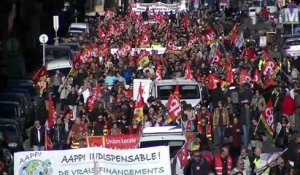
left=19, top=159, right=53, bottom=175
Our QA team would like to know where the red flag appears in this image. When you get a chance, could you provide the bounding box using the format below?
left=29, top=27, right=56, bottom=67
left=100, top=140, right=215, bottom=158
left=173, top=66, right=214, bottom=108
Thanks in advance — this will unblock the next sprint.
left=107, top=24, right=116, bottom=36
left=97, top=28, right=106, bottom=39
left=228, top=22, right=238, bottom=43
left=184, top=36, right=198, bottom=50
left=104, top=10, right=114, bottom=20
left=166, top=93, right=181, bottom=121
left=129, top=6, right=139, bottom=20
left=118, top=42, right=132, bottom=57
left=239, top=69, right=251, bottom=85
left=207, top=74, right=222, bottom=90
left=209, top=49, right=222, bottom=65
left=47, top=94, right=55, bottom=128
left=262, top=76, right=276, bottom=89
left=174, top=84, right=180, bottom=100
left=166, top=39, right=181, bottom=54
left=32, top=66, right=48, bottom=95
left=226, top=64, right=233, bottom=84
left=136, top=33, right=150, bottom=48
left=155, top=62, right=162, bottom=81
left=252, top=68, right=260, bottom=84
left=177, top=143, right=188, bottom=169
left=45, top=130, right=53, bottom=151
left=99, top=44, right=109, bottom=57
left=181, top=13, right=189, bottom=29
left=243, top=48, right=255, bottom=60
left=86, top=85, right=102, bottom=112
left=152, top=10, right=166, bottom=27
left=185, top=62, right=192, bottom=80
left=134, top=83, right=144, bottom=123
left=201, top=25, right=217, bottom=44
left=260, top=100, right=274, bottom=136
left=262, top=59, right=280, bottom=78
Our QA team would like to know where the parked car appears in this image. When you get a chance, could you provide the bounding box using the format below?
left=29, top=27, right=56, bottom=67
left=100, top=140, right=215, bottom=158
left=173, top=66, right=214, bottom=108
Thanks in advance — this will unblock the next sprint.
left=282, top=36, right=300, bottom=57
left=0, top=119, right=24, bottom=150
left=0, top=101, right=25, bottom=133
left=0, top=92, right=34, bottom=126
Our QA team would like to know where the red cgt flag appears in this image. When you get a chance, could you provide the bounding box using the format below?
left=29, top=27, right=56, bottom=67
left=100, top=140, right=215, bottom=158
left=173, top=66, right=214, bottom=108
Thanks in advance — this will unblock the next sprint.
left=86, top=85, right=102, bottom=112
left=239, top=69, right=251, bottom=85
left=228, top=22, right=238, bottom=43
left=97, top=27, right=106, bottom=39
left=252, top=68, right=260, bottom=84
left=226, top=64, right=233, bottom=84
left=207, top=74, right=222, bottom=90
left=47, top=94, right=55, bottom=128
left=44, top=130, right=53, bottom=151
left=136, top=33, right=150, bottom=48
left=260, top=99, right=274, bottom=136
left=166, top=39, right=181, bottom=54
left=155, top=62, right=162, bottom=81
left=177, top=143, right=188, bottom=169
left=185, top=62, right=192, bottom=80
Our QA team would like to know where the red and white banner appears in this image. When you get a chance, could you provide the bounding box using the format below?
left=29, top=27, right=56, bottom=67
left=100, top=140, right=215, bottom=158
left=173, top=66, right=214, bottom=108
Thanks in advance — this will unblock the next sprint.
left=86, top=134, right=140, bottom=149
left=260, top=100, right=274, bottom=136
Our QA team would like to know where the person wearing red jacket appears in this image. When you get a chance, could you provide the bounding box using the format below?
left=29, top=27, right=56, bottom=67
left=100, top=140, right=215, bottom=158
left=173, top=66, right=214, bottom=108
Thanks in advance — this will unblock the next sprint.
left=281, top=90, right=296, bottom=129
left=214, top=146, right=233, bottom=175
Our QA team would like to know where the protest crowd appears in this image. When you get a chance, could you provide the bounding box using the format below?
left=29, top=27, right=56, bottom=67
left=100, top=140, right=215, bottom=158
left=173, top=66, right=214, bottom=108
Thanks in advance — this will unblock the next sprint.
left=4, top=1, right=300, bottom=175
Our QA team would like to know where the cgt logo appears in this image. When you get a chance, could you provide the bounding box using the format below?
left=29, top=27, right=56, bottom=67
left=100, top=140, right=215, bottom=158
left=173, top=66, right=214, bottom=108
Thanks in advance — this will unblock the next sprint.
left=264, top=107, right=274, bottom=129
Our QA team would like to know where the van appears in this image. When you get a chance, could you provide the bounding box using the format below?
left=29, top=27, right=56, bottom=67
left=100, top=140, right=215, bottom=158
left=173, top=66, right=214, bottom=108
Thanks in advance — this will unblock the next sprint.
left=45, top=45, right=73, bottom=75
left=138, top=126, right=186, bottom=158
left=133, top=78, right=201, bottom=107
left=68, top=23, right=90, bottom=37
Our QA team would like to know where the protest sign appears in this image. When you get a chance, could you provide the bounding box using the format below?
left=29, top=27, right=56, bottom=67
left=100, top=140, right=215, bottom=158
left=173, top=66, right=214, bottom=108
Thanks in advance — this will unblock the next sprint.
left=14, top=146, right=171, bottom=175
left=86, top=134, right=140, bottom=149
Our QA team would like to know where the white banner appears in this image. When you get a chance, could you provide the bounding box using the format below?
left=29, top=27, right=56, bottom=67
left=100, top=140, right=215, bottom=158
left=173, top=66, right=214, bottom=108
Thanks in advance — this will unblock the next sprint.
left=14, top=146, right=171, bottom=175
left=131, top=2, right=180, bottom=15
left=110, top=47, right=182, bottom=56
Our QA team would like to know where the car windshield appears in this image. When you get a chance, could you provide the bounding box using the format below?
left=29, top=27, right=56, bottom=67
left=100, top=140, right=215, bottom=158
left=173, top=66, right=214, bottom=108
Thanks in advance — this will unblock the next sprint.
left=157, top=84, right=200, bottom=100
left=0, top=125, right=17, bottom=134
left=45, top=47, right=72, bottom=61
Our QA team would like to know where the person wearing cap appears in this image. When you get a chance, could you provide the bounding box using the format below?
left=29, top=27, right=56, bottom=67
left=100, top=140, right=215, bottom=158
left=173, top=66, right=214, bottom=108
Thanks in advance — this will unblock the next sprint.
left=184, top=151, right=210, bottom=175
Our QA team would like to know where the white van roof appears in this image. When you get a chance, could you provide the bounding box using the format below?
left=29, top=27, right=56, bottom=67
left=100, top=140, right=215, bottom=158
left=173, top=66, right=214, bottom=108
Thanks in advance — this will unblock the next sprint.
left=142, top=126, right=184, bottom=136
left=46, top=58, right=72, bottom=71
left=155, top=79, right=198, bottom=85
left=69, top=23, right=89, bottom=29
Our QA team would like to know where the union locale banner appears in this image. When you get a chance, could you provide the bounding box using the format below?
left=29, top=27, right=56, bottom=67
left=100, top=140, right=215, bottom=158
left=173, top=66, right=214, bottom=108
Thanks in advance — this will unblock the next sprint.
left=86, top=134, right=140, bottom=149
left=14, top=146, right=171, bottom=175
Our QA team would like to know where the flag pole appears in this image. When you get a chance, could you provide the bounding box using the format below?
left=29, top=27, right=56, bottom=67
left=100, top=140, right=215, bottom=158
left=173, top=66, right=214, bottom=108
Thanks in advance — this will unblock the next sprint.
left=254, top=115, right=262, bottom=136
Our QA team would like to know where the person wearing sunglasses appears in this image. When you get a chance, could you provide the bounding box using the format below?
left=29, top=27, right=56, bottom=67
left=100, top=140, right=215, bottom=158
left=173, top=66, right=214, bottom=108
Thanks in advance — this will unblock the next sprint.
left=230, top=158, right=247, bottom=175
left=184, top=151, right=210, bottom=175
